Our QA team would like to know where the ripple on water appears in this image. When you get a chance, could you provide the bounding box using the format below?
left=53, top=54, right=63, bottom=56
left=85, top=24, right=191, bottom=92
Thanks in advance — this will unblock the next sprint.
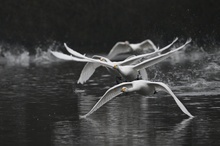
left=88, top=83, right=99, bottom=86
left=177, top=91, right=220, bottom=97
left=101, top=74, right=111, bottom=78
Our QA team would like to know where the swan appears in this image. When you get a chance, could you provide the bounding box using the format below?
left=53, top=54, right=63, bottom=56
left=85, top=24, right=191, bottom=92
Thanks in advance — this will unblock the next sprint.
left=111, top=39, right=190, bottom=81
left=107, top=39, right=159, bottom=59
left=80, top=80, right=194, bottom=118
left=87, top=39, right=190, bottom=82
left=64, top=37, right=178, bottom=63
left=64, top=38, right=179, bottom=84
left=51, top=38, right=190, bottom=83
left=52, top=39, right=191, bottom=81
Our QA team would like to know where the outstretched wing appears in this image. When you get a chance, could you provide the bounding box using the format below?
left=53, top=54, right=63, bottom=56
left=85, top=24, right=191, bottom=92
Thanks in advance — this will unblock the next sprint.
left=107, top=42, right=132, bottom=59
left=117, top=55, right=141, bottom=66
left=64, top=43, right=86, bottom=59
left=118, top=38, right=178, bottom=66
left=77, top=62, right=101, bottom=84
left=133, top=39, right=191, bottom=70
left=159, top=37, right=178, bottom=53
left=80, top=82, right=133, bottom=118
left=50, top=51, right=90, bottom=62
left=148, top=81, right=194, bottom=118
left=77, top=55, right=105, bottom=84
left=64, top=43, right=114, bottom=68
left=139, top=68, right=148, bottom=80
left=140, top=39, right=158, bottom=52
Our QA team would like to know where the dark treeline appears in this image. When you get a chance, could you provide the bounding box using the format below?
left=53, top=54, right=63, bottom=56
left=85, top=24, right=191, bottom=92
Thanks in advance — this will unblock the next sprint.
left=0, top=0, right=219, bottom=53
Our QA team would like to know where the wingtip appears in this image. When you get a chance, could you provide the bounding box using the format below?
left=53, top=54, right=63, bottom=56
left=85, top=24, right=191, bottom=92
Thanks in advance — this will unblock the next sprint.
left=77, top=79, right=85, bottom=84
left=64, top=43, right=68, bottom=48
left=174, top=37, right=178, bottom=42
left=79, top=115, right=87, bottom=119
left=187, top=38, right=192, bottom=43
left=189, top=114, right=194, bottom=118
left=50, top=51, right=56, bottom=57
left=184, top=109, right=194, bottom=118
left=50, top=51, right=59, bottom=57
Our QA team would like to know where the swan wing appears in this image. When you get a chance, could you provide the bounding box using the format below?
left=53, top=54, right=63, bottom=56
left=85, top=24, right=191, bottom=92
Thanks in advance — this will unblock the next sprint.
left=119, top=38, right=178, bottom=66
left=133, top=39, right=191, bottom=70
left=107, top=42, right=132, bottom=59
left=77, top=62, right=101, bottom=84
left=148, top=81, right=194, bottom=118
left=159, top=37, right=178, bottom=53
left=80, top=82, right=133, bottom=118
left=92, top=55, right=113, bottom=64
left=140, top=39, right=158, bottom=51
left=50, top=51, right=90, bottom=62
left=64, top=44, right=114, bottom=68
left=139, top=68, right=148, bottom=80
left=77, top=55, right=105, bottom=84
left=64, top=43, right=87, bottom=59
left=117, top=55, right=141, bottom=66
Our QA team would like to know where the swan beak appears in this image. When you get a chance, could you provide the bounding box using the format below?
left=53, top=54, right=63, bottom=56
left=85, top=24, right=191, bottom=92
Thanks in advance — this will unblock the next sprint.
left=121, top=87, right=126, bottom=92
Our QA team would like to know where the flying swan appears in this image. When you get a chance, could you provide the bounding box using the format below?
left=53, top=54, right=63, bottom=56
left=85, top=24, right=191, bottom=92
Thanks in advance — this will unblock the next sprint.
left=80, top=80, right=194, bottom=118
left=51, top=38, right=190, bottom=83
left=107, top=39, right=159, bottom=59
left=62, top=38, right=181, bottom=83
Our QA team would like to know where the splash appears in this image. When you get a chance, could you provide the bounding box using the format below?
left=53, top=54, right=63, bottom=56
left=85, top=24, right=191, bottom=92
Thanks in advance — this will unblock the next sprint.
left=144, top=42, right=220, bottom=96
left=168, top=43, right=207, bottom=64
left=0, top=43, right=62, bottom=67
left=33, top=47, right=59, bottom=65
left=3, top=51, right=30, bottom=67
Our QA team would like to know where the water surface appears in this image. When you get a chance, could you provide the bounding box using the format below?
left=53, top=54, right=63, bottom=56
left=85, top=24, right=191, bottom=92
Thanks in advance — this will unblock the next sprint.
left=1, top=48, right=220, bottom=145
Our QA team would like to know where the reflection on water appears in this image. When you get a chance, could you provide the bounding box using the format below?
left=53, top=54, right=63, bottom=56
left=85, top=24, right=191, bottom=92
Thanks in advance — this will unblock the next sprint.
left=1, top=49, right=220, bottom=145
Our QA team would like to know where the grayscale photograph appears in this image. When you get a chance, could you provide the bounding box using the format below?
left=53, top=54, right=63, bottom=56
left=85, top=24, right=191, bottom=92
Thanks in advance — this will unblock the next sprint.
left=0, top=0, right=220, bottom=145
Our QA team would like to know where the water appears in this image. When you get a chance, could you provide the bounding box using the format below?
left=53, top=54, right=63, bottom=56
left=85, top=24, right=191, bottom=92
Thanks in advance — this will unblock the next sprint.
left=1, top=45, right=220, bottom=146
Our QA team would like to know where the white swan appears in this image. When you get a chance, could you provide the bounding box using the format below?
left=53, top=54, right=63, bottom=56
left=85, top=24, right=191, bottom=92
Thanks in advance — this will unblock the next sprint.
left=80, top=80, right=194, bottom=118
left=111, top=39, right=191, bottom=81
left=107, top=39, right=159, bottom=59
left=64, top=38, right=179, bottom=84
left=52, top=39, right=190, bottom=83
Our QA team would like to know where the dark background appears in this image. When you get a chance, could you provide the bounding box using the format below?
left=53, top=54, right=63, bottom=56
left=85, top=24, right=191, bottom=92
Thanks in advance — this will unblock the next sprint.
left=0, top=0, right=219, bottom=53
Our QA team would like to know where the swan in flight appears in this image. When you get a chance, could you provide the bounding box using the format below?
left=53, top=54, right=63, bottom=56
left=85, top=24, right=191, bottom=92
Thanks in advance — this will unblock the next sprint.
left=107, top=39, right=159, bottom=59
left=62, top=38, right=179, bottom=84
left=80, top=80, right=194, bottom=118
left=61, top=38, right=190, bottom=82
left=51, top=39, right=190, bottom=83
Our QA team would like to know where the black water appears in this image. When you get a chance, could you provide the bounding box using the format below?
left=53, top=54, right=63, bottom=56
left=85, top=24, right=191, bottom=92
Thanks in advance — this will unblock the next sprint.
left=1, top=46, right=220, bottom=145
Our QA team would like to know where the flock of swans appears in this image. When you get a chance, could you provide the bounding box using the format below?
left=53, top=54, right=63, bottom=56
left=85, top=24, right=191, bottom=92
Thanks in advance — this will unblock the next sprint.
left=51, top=38, right=194, bottom=119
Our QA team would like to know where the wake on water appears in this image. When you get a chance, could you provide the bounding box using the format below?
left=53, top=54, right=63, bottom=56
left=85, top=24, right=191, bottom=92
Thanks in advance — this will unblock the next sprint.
left=0, top=41, right=220, bottom=96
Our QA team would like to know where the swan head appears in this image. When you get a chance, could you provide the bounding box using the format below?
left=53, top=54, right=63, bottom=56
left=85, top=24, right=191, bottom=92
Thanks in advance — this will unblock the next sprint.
left=113, top=64, right=118, bottom=69
left=121, top=87, right=127, bottom=92
left=125, top=41, right=129, bottom=45
left=100, top=57, right=106, bottom=62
